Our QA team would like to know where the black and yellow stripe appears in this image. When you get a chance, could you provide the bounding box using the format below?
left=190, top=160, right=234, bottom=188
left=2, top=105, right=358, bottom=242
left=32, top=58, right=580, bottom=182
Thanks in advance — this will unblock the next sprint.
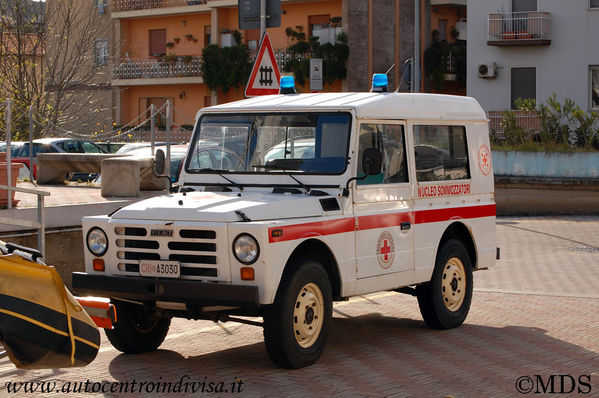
left=0, top=293, right=99, bottom=368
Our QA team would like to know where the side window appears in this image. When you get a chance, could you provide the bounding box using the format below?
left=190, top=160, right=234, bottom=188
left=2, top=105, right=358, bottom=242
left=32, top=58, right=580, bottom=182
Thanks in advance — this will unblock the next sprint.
left=414, top=125, right=469, bottom=181
left=357, top=123, right=408, bottom=185
left=60, top=141, right=83, bottom=153
left=34, top=144, right=58, bottom=156
left=82, top=141, right=103, bottom=153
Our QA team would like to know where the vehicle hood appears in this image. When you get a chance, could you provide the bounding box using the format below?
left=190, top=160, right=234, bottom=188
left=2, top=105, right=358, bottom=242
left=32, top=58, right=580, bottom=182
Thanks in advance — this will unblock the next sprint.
left=111, top=191, right=331, bottom=222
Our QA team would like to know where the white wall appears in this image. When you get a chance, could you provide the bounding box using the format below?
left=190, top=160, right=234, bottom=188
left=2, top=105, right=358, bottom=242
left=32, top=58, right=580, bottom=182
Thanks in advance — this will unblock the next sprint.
left=467, top=0, right=599, bottom=111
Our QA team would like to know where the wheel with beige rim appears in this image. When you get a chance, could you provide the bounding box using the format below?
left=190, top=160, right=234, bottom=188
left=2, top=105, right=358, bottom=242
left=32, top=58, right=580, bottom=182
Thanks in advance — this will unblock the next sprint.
left=416, top=239, right=473, bottom=330
left=263, top=259, right=332, bottom=369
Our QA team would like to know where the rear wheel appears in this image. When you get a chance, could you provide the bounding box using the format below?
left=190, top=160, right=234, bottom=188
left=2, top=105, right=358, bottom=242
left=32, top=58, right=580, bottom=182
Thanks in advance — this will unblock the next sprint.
left=263, top=259, right=332, bottom=369
left=105, top=301, right=170, bottom=353
left=417, top=239, right=473, bottom=329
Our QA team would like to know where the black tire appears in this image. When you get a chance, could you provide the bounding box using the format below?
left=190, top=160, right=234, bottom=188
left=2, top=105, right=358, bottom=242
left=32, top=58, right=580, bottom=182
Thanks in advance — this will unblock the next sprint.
left=105, top=301, right=170, bottom=353
left=416, top=239, right=473, bottom=330
left=263, top=259, right=332, bottom=369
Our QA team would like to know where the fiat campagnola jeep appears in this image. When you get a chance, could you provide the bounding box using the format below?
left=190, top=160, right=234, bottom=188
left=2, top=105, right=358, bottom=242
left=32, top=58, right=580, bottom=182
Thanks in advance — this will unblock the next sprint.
left=73, top=76, right=497, bottom=369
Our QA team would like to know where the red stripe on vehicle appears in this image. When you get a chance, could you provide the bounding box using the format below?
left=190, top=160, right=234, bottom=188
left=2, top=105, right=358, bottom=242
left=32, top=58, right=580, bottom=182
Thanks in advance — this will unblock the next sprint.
left=357, top=211, right=414, bottom=231
left=269, top=218, right=354, bottom=243
left=268, top=204, right=495, bottom=243
left=414, top=204, right=496, bottom=224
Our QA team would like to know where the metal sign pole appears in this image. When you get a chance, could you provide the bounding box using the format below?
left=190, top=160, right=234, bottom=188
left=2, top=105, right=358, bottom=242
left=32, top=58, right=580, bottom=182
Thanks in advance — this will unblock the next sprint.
left=260, top=0, right=266, bottom=40
left=166, top=100, right=171, bottom=179
left=5, top=99, right=12, bottom=209
left=413, top=0, right=420, bottom=93
left=150, top=104, right=155, bottom=156
left=29, top=106, right=34, bottom=181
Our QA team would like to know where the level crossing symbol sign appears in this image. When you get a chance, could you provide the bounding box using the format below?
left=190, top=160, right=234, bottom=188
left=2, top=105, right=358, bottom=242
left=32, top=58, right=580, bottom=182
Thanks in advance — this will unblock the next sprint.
left=245, top=33, right=282, bottom=97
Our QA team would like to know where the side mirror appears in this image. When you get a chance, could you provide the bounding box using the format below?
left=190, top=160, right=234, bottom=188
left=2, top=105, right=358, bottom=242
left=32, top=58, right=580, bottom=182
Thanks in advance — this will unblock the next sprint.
left=362, top=148, right=383, bottom=175
left=154, top=149, right=166, bottom=175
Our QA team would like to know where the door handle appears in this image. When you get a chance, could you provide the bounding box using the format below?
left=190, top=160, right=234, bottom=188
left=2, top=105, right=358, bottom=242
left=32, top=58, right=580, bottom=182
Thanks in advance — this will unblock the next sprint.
left=400, top=222, right=411, bottom=231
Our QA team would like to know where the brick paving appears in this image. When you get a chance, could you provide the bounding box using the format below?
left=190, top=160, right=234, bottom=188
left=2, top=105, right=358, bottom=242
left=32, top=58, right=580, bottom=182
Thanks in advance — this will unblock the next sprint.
left=12, top=181, right=159, bottom=208
left=1, top=217, right=598, bottom=397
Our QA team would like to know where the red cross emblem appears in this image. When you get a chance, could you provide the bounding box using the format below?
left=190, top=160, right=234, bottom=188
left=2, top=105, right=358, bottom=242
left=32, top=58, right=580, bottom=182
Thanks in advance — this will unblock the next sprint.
left=376, top=231, right=395, bottom=269
left=478, top=145, right=492, bottom=176
left=380, top=239, right=391, bottom=261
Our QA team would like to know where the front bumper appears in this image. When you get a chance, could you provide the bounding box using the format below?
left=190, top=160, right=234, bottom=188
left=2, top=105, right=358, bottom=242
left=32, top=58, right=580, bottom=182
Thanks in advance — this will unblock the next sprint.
left=72, top=272, right=260, bottom=309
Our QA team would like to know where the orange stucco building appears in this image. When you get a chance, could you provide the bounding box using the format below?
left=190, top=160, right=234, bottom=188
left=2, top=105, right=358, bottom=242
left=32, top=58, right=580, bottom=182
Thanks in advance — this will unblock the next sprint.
left=113, top=0, right=344, bottom=129
left=111, top=0, right=464, bottom=130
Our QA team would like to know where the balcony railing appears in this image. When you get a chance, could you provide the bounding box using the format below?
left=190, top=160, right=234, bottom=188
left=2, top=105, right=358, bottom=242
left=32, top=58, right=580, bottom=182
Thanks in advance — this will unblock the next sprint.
left=488, top=11, right=551, bottom=46
left=113, top=0, right=205, bottom=12
left=114, top=56, right=202, bottom=80
left=488, top=110, right=542, bottom=138
left=249, top=49, right=306, bottom=73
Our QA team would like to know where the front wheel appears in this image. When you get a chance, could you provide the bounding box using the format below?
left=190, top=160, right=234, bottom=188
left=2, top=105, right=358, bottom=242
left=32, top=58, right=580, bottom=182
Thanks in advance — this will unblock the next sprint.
left=416, top=239, right=473, bottom=330
left=263, top=259, right=332, bottom=369
left=105, top=301, right=170, bottom=354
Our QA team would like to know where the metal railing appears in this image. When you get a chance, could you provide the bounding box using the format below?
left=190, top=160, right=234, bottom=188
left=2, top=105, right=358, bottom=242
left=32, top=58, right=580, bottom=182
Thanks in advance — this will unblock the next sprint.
left=113, top=0, right=205, bottom=12
left=0, top=184, right=50, bottom=257
left=488, top=11, right=551, bottom=41
left=445, top=51, right=457, bottom=74
left=249, top=49, right=299, bottom=72
left=114, top=56, right=202, bottom=80
left=488, top=110, right=542, bottom=135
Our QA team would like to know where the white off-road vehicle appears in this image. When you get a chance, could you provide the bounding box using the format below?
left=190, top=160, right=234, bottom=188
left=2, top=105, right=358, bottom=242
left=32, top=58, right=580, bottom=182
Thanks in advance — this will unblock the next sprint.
left=74, top=76, right=497, bottom=368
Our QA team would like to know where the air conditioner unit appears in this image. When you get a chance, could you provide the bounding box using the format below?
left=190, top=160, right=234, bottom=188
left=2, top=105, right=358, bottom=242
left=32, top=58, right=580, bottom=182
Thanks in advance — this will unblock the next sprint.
left=478, top=63, right=496, bottom=78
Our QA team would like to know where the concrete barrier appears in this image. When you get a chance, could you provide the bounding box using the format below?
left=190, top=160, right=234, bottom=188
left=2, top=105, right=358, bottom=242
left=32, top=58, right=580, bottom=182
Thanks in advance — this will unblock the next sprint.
left=37, top=153, right=120, bottom=184
left=493, top=150, right=599, bottom=178
left=100, top=155, right=167, bottom=197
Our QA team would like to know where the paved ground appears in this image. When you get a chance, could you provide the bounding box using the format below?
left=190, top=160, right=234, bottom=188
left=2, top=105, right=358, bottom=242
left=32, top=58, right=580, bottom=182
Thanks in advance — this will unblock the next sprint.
left=11, top=181, right=157, bottom=208
left=1, top=217, right=598, bottom=397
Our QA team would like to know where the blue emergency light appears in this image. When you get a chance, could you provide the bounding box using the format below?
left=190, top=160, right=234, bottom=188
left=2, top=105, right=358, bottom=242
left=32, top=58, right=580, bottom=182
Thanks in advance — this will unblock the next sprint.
left=371, top=73, right=389, bottom=93
left=279, top=76, right=296, bottom=94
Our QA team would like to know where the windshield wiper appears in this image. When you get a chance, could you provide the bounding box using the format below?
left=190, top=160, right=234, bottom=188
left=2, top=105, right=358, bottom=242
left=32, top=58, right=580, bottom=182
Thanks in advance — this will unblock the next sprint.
left=252, top=164, right=310, bottom=192
left=197, top=168, right=244, bottom=191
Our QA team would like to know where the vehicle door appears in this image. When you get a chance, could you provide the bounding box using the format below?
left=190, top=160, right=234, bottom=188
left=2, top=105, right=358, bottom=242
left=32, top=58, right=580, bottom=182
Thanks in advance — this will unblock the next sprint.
left=353, top=121, right=414, bottom=279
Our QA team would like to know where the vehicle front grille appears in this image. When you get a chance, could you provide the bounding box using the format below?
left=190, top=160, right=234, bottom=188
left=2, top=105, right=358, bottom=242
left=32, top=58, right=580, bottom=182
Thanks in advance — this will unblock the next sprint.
left=113, top=224, right=224, bottom=279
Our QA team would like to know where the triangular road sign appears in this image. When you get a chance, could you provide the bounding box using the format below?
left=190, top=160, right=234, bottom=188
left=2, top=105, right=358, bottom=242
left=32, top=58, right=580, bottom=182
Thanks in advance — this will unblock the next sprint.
left=245, top=33, right=281, bottom=97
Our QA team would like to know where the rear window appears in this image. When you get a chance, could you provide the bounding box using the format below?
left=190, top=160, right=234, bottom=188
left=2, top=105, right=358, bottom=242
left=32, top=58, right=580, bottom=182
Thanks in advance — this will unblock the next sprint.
left=413, top=125, right=469, bottom=181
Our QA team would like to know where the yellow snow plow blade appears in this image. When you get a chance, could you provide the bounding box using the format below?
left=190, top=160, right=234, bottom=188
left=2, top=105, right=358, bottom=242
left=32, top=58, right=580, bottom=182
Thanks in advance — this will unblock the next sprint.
left=0, top=242, right=100, bottom=369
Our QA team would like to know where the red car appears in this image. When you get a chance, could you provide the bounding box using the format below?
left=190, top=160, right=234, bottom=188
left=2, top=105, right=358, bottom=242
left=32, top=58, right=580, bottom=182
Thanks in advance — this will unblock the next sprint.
left=12, top=138, right=106, bottom=179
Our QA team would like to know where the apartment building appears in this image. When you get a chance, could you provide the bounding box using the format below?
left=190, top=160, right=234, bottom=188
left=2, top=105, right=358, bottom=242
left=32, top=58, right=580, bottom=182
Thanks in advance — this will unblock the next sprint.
left=467, top=0, right=599, bottom=113
left=111, top=0, right=417, bottom=128
left=43, top=0, right=116, bottom=134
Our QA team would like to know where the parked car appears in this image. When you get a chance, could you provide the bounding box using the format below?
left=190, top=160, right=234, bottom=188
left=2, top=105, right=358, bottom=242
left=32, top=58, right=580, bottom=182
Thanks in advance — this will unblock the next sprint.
left=0, top=141, right=25, bottom=157
left=127, top=145, right=189, bottom=183
left=95, top=144, right=192, bottom=184
left=12, top=138, right=107, bottom=179
left=115, top=142, right=177, bottom=155
left=95, top=142, right=126, bottom=154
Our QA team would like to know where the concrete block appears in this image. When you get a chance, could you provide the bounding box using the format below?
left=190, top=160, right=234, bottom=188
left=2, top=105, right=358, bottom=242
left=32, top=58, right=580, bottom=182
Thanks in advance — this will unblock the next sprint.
left=101, top=157, right=141, bottom=197
left=37, top=153, right=118, bottom=185
left=101, top=155, right=167, bottom=197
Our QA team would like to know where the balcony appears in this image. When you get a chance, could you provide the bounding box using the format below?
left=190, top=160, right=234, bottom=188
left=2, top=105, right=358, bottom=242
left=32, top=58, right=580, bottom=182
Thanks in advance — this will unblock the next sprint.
left=114, top=0, right=205, bottom=12
left=113, top=56, right=203, bottom=86
left=487, top=12, right=551, bottom=46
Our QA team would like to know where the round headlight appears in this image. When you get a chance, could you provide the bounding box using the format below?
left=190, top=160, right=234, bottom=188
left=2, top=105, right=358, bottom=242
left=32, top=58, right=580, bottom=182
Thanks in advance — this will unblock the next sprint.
left=233, top=234, right=259, bottom=265
left=87, top=227, right=108, bottom=256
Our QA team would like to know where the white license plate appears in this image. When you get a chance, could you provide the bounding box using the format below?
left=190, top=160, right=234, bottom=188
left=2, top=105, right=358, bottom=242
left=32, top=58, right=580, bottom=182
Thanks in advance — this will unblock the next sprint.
left=139, top=260, right=180, bottom=278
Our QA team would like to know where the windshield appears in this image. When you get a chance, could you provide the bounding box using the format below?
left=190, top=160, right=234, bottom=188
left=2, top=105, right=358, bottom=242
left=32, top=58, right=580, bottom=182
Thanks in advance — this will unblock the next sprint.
left=186, top=112, right=351, bottom=175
